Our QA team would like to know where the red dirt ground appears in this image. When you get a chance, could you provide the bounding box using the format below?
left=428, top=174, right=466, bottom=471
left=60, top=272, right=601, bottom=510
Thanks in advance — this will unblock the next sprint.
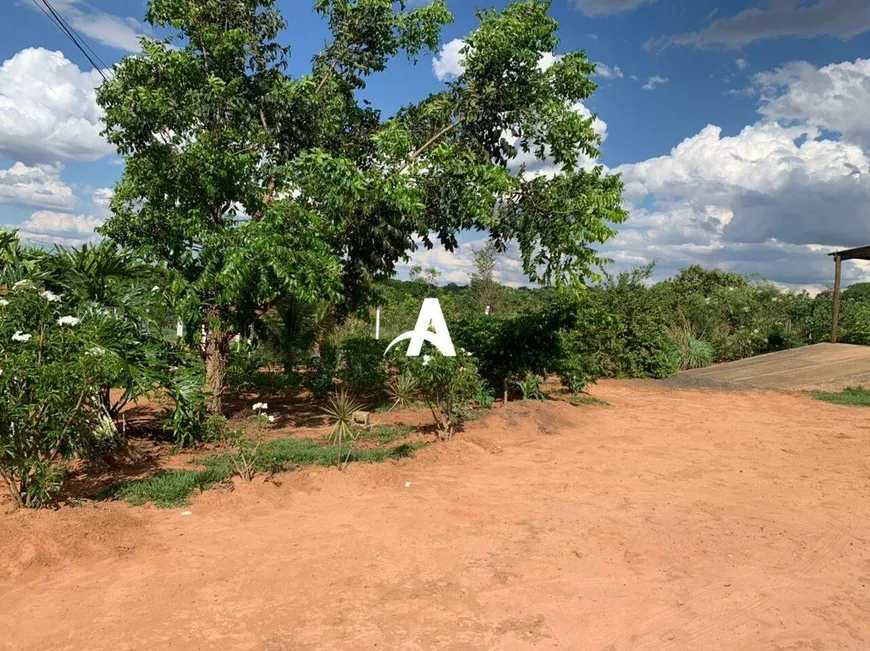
left=2, top=380, right=870, bottom=650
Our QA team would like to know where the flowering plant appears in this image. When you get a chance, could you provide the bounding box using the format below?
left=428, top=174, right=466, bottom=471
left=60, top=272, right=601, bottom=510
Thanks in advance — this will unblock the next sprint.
left=0, top=283, right=106, bottom=507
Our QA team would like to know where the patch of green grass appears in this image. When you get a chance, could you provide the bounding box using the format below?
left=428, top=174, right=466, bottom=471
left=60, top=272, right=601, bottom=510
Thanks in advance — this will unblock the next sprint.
left=102, top=467, right=229, bottom=508
left=99, top=436, right=426, bottom=508
left=811, top=386, right=870, bottom=407
left=373, top=399, right=427, bottom=413
left=358, top=425, right=415, bottom=445
left=570, top=396, right=611, bottom=407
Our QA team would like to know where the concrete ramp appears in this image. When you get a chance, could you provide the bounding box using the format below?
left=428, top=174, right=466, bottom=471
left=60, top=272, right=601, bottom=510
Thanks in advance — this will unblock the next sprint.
left=666, top=343, right=870, bottom=392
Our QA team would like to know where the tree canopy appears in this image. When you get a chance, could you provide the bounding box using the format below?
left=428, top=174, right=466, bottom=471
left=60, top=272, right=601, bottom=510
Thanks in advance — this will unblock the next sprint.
left=96, top=0, right=628, bottom=407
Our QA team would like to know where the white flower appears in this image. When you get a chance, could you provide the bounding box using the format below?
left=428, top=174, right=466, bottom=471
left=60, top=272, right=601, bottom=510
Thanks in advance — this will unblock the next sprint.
left=728, top=287, right=735, bottom=292
left=267, top=415, right=275, bottom=423
left=422, top=355, right=432, bottom=366
left=753, top=329, right=759, bottom=334
left=151, top=286, right=161, bottom=292
left=0, top=299, right=8, bottom=307
left=41, top=291, right=62, bottom=302
left=12, top=331, right=32, bottom=342
left=252, top=402, right=268, bottom=412
left=57, top=316, right=81, bottom=326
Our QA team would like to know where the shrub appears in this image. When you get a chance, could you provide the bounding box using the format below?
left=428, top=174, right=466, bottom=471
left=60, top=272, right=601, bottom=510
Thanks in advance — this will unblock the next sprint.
left=453, top=300, right=578, bottom=401
left=163, top=363, right=228, bottom=447
left=0, top=283, right=107, bottom=507
left=411, top=353, right=488, bottom=439
left=580, top=266, right=680, bottom=379
left=338, top=335, right=388, bottom=395
left=305, top=341, right=341, bottom=397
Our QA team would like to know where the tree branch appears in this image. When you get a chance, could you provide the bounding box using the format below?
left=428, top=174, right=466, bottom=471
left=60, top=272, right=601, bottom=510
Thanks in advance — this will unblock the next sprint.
left=315, top=58, right=340, bottom=96
left=397, top=117, right=464, bottom=174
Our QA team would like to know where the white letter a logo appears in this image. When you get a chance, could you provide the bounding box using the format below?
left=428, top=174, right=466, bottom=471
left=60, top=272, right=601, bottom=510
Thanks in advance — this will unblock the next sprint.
left=385, top=298, right=456, bottom=357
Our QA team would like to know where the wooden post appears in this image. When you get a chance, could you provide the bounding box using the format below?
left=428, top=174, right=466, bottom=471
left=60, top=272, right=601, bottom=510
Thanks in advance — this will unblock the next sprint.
left=375, top=307, right=381, bottom=340
left=831, top=255, right=842, bottom=344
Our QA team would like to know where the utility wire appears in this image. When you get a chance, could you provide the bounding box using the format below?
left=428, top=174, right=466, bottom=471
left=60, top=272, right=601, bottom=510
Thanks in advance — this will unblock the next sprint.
left=29, top=0, right=110, bottom=82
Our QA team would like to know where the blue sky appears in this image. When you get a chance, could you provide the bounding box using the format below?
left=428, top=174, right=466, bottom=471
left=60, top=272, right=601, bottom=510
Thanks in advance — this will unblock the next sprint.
left=3, top=0, right=870, bottom=291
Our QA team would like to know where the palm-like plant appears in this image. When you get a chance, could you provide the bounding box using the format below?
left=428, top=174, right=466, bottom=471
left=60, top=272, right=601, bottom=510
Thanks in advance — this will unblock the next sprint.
left=387, top=372, right=417, bottom=410
left=322, top=388, right=365, bottom=469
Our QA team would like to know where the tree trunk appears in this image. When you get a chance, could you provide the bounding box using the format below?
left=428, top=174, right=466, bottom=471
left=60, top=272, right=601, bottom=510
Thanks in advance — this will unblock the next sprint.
left=204, top=325, right=231, bottom=414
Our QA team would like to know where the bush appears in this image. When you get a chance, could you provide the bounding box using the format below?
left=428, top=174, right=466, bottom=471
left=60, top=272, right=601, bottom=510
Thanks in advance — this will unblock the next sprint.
left=163, top=363, right=228, bottom=447
left=338, top=335, right=388, bottom=395
left=0, top=283, right=108, bottom=507
left=453, top=300, right=578, bottom=401
left=305, top=341, right=341, bottom=397
left=580, top=266, right=680, bottom=379
left=411, top=353, right=488, bottom=438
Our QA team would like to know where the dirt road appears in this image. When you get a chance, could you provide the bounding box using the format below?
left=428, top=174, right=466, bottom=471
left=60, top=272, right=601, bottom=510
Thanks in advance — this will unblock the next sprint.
left=2, top=381, right=870, bottom=650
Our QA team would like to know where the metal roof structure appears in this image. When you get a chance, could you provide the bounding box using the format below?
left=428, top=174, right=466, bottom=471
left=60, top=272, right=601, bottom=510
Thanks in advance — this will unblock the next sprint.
left=829, top=245, right=870, bottom=343
left=828, top=245, right=870, bottom=261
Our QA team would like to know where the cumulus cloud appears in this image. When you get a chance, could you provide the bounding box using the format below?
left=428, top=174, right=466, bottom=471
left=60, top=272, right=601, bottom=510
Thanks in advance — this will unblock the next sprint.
left=666, top=0, right=870, bottom=49
left=27, top=0, right=148, bottom=53
left=20, top=210, right=103, bottom=236
left=571, top=0, right=657, bottom=17
left=607, top=114, right=870, bottom=289
left=0, top=48, right=112, bottom=164
left=754, top=58, right=870, bottom=149
left=432, top=39, right=466, bottom=81
left=0, top=162, right=76, bottom=210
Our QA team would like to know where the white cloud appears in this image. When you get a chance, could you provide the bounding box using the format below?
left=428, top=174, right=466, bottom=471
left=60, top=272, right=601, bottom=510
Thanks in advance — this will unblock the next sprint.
left=572, top=0, right=657, bottom=17
left=608, top=115, right=870, bottom=287
left=432, top=39, right=466, bottom=81
left=595, top=62, right=624, bottom=79
left=27, top=0, right=148, bottom=53
left=0, top=162, right=76, bottom=211
left=736, top=58, right=749, bottom=71
left=91, top=187, right=113, bottom=217
left=642, top=75, right=669, bottom=90
left=666, top=0, right=870, bottom=49
left=754, top=58, right=870, bottom=149
left=20, top=210, right=103, bottom=236
left=0, top=48, right=112, bottom=164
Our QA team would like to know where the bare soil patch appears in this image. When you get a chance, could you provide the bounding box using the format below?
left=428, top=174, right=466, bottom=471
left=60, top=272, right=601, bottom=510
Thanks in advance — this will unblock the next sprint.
left=2, top=380, right=870, bottom=650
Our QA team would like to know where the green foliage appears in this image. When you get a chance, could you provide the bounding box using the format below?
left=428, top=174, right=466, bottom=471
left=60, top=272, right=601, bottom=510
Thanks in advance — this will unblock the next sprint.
left=668, top=323, right=715, bottom=371
left=516, top=373, right=545, bottom=401
left=338, top=335, right=388, bottom=395
left=0, top=283, right=106, bottom=507
left=453, top=299, right=579, bottom=398
left=386, top=371, right=418, bottom=410
left=97, top=0, right=626, bottom=406
left=811, top=386, right=870, bottom=407
left=578, top=265, right=680, bottom=379
left=322, top=388, right=365, bottom=466
left=411, top=353, right=487, bottom=438
left=163, top=364, right=227, bottom=447
left=305, top=342, right=342, bottom=397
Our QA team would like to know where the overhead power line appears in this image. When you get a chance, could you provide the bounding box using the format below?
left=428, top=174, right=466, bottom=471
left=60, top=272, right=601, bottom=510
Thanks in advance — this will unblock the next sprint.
left=29, top=0, right=111, bottom=82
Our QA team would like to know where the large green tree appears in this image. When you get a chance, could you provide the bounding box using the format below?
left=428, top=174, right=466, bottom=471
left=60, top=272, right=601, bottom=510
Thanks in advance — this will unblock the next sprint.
left=97, top=0, right=627, bottom=410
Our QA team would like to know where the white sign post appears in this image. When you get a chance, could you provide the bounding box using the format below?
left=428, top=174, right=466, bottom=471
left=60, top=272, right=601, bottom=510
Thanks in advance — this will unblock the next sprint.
left=385, top=298, right=456, bottom=357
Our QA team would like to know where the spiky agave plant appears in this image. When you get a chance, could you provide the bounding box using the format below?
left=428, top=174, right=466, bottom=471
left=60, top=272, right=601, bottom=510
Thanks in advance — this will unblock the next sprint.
left=387, top=372, right=417, bottom=411
left=321, top=388, right=365, bottom=469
